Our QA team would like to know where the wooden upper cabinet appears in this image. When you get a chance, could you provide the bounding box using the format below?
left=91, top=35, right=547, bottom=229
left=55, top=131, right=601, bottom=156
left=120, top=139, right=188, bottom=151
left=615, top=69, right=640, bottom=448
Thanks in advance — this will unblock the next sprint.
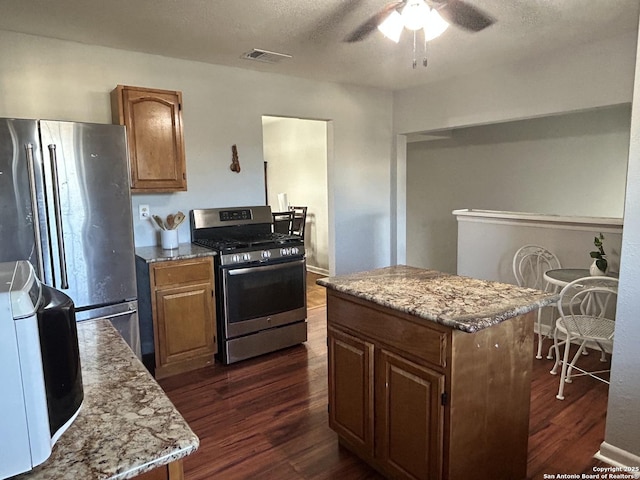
left=111, top=85, right=187, bottom=193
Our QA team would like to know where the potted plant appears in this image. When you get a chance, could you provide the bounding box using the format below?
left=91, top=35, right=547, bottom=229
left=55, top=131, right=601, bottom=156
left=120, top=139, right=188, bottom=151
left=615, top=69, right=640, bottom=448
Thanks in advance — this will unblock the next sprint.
left=589, top=233, right=608, bottom=275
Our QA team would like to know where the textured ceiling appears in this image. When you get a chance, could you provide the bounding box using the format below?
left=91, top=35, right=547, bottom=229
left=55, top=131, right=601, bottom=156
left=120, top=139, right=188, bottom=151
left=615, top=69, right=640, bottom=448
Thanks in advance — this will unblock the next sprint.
left=0, top=0, right=638, bottom=91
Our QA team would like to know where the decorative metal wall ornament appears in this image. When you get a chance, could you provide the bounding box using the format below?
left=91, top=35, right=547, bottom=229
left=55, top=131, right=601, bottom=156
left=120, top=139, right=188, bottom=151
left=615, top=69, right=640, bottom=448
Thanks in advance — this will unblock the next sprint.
left=230, top=144, right=241, bottom=173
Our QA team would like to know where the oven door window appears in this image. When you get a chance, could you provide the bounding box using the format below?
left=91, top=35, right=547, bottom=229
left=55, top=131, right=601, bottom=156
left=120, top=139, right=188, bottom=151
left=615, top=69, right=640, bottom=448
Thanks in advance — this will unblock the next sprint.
left=224, top=259, right=305, bottom=324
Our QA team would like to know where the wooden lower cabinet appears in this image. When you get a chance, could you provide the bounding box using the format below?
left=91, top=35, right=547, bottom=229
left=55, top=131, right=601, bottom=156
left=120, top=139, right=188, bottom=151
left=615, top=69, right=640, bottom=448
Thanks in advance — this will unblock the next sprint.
left=376, top=350, right=444, bottom=480
left=328, top=327, right=374, bottom=455
left=134, top=460, right=184, bottom=480
left=148, top=257, right=217, bottom=379
left=328, top=325, right=444, bottom=480
left=326, top=290, right=534, bottom=480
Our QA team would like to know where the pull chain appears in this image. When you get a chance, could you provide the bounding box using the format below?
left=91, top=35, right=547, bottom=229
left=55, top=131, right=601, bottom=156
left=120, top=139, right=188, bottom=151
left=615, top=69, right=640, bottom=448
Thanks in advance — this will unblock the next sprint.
left=412, top=30, right=417, bottom=69
left=423, top=31, right=428, bottom=68
left=413, top=30, right=429, bottom=69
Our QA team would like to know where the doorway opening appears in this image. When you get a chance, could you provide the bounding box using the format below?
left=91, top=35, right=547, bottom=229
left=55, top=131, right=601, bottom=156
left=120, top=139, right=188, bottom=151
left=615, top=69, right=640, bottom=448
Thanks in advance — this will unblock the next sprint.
left=262, top=116, right=329, bottom=277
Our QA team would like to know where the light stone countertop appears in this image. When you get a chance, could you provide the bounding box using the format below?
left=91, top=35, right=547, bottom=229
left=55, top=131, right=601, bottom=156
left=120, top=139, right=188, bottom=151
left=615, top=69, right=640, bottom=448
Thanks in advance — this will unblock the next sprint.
left=317, top=265, right=559, bottom=333
left=135, top=243, right=216, bottom=263
left=15, top=319, right=199, bottom=480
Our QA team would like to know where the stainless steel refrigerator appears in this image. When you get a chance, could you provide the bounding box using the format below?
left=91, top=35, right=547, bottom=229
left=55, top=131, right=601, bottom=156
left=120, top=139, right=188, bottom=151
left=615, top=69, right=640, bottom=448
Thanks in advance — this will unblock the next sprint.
left=0, top=118, right=140, bottom=356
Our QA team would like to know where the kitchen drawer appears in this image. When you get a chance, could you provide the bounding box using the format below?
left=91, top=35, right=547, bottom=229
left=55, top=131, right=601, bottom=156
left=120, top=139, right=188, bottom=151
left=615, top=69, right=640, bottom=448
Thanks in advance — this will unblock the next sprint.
left=327, top=291, right=448, bottom=369
left=152, top=258, right=213, bottom=288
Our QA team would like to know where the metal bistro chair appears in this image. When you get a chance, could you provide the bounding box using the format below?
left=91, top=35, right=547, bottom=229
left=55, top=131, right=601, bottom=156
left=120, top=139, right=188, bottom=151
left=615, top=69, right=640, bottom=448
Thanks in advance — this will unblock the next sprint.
left=272, top=211, right=294, bottom=235
left=512, top=245, right=562, bottom=359
left=550, top=276, right=618, bottom=400
left=288, top=206, right=307, bottom=240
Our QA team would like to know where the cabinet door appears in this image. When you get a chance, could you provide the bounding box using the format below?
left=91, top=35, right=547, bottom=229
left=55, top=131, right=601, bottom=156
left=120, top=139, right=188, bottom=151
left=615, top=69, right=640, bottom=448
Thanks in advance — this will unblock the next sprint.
left=134, top=460, right=184, bottom=480
left=327, top=327, right=374, bottom=455
left=154, top=281, right=215, bottom=379
left=376, top=349, right=445, bottom=480
left=113, top=85, right=186, bottom=193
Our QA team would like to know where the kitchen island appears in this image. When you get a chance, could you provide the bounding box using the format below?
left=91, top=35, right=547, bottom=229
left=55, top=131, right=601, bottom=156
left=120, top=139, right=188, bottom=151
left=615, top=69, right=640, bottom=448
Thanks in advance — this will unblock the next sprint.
left=318, top=265, right=558, bottom=480
left=15, top=319, right=199, bottom=480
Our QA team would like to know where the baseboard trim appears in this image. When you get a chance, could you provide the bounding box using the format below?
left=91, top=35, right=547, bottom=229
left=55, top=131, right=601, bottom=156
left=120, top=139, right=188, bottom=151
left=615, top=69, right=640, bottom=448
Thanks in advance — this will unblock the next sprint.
left=595, top=441, right=640, bottom=477
left=307, top=265, right=329, bottom=276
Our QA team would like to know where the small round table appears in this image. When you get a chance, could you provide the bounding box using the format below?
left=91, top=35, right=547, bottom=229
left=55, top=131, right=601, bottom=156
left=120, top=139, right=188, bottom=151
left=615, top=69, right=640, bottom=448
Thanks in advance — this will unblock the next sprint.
left=544, top=268, right=618, bottom=288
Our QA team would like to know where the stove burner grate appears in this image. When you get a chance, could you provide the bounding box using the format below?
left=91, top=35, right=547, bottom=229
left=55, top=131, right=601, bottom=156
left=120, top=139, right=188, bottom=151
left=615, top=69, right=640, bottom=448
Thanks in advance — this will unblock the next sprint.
left=193, top=232, right=302, bottom=253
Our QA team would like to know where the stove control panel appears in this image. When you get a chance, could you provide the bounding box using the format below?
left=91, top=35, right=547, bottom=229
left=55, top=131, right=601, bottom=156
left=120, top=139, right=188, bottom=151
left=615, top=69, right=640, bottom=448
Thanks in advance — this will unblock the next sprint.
left=219, top=209, right=252, bottom=222
left=220, top=246, right=304, bottom=266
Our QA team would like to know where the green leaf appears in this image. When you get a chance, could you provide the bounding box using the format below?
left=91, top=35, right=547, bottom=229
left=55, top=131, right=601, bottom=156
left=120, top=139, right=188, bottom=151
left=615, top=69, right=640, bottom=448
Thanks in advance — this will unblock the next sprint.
left=596, top=258, right=608, bottom=272
left=590, top=252, right=601, bottom=259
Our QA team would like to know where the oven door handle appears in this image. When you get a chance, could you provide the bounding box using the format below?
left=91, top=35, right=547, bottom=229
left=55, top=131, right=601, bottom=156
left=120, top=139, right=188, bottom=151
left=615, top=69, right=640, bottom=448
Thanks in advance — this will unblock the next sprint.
left=226, top=258, right=305, bottom=276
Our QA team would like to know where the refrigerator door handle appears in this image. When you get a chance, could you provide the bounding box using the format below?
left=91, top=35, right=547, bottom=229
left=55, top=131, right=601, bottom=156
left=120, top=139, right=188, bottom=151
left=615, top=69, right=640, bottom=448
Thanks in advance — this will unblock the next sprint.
left=48, top=144, right=69, bottom=289
left=101, top=306, right=138, bottom=320
left=25, top=143, right=45, bottom=277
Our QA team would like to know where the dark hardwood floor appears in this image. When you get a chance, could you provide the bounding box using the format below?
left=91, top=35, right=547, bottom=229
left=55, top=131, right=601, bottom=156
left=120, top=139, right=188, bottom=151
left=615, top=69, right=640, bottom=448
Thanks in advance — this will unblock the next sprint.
left=160, top=295, right=611, bottom=479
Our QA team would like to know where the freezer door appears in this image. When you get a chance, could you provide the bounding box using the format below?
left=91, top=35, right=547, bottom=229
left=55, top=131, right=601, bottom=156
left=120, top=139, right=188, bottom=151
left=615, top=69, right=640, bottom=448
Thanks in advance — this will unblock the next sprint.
left=0, top=119, right=47, bottom=273
left=39, top=121, right=136, bottom=310
left=77, top=301, right=141, bottom=359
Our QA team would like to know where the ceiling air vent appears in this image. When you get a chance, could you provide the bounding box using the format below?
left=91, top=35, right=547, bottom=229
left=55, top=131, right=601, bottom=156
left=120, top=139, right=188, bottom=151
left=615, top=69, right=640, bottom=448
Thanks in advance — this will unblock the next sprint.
left=241, top=49, right=292, bottom=64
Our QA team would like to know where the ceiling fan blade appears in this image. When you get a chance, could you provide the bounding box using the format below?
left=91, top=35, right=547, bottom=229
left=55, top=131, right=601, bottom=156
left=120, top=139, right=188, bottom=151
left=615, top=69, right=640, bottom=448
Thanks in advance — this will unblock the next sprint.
left=434, top=0, right=495, bottom=32
left=344, top=1, right=405, bottom=42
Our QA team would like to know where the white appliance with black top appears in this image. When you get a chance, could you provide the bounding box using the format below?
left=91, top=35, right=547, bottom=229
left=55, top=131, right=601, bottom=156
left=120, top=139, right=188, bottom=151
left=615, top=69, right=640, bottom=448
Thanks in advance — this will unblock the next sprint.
left=190, top=206, right=307, bottom=364
left=0, top=260, right=83, bottom=479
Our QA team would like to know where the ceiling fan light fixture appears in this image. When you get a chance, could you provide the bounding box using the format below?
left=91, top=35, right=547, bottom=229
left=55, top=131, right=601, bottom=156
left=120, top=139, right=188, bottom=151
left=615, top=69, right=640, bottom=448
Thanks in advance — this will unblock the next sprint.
left=401, top=0, right=430, bottom=31
left=423, top=9, right=449, bottom=41
left=377, top=10, right=404, bottom=43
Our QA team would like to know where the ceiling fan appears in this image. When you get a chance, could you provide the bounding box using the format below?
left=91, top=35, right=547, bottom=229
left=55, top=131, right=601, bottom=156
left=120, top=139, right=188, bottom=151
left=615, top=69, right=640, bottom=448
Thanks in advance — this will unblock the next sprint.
left=345, top=0, right=495, bottom=43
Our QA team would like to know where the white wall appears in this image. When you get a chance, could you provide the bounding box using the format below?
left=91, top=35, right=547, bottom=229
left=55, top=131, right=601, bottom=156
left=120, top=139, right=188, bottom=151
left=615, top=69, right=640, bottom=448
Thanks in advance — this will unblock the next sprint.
left=454, top=210, right=623, bottom=283
left=0, top=29, right=394, bottom=275
left=394, top=32, right=637, bottom=135
left=598, top=24, right=640, bottom=467
left=262, top=116, right=329, bottom=273
left=406, top=107, right=631, bottom=274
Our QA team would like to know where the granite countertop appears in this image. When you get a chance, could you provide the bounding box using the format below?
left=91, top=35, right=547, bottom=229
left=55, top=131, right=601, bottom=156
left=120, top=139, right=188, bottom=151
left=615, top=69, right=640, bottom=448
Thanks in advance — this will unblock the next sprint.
left=317, top=265, right=559, bottom=333
left=16, top=319, right=199, bottom=480
left=135, top=243, right=216, bottom=263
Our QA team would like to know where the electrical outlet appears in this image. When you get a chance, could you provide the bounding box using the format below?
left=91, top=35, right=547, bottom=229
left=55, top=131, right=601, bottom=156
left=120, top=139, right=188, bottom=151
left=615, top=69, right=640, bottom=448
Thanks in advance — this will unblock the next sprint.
left=139, top=204, right=150, bottom=220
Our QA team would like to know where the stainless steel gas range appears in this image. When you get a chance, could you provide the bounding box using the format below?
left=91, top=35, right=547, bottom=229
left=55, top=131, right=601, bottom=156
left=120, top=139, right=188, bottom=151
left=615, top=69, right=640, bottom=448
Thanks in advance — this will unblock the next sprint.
left=190, top=206, right=307, bottom=364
